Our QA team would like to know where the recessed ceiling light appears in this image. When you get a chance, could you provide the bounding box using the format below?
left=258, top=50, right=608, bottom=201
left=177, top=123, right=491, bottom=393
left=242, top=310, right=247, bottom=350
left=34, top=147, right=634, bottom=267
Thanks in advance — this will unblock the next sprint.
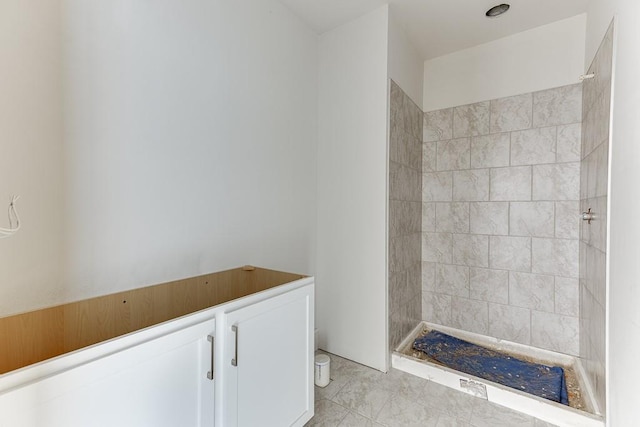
left=485, top=3, right=510, bottom=18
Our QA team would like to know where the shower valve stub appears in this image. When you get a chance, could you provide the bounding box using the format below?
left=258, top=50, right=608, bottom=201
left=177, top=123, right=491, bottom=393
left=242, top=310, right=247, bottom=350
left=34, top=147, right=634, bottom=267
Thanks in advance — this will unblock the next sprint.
left=581, top=208, right=594, bottom=224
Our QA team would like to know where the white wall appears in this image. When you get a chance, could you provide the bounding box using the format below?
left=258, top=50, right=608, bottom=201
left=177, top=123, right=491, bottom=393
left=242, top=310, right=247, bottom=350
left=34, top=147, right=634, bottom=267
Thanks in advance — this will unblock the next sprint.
left=0, top=1, right=66, bottom=316
left=61, top=0, right=318, bottom=301
left=388, top=9, right=424, bottom=111
left=0, top=0, right=318, bottom=317
left=317, top=5, right=389, bottom=371
left=584, top=1, right=640, bottom=425
left=422, top=14, right=586, bottom=112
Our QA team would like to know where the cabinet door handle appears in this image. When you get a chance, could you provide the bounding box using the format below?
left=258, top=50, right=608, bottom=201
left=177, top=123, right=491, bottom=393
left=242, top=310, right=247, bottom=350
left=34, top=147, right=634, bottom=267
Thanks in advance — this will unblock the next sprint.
left=231, top=325, right=238, bottom=367
left=207, top=335, right=214, bottom=380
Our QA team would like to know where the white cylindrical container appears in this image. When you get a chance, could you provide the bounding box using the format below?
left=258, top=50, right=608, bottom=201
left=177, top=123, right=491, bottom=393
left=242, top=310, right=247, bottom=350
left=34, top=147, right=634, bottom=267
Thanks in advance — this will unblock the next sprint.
left=314, top=354, right=331, bottom=387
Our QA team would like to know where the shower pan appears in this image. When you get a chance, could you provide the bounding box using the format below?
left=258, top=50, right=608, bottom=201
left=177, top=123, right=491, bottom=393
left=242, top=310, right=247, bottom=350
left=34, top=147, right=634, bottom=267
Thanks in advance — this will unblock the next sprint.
left=392, top=323, right=602, bottom=427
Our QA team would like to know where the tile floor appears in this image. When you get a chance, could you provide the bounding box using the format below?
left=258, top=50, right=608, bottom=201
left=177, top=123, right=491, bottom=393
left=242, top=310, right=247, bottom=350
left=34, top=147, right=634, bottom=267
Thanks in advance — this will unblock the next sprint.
left=306, top=352, right=560, bottom=427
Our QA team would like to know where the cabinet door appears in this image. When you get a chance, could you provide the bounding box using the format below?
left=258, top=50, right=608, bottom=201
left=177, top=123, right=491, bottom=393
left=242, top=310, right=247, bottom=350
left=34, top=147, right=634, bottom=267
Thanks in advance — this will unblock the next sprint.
left=223, top=284, right=314, bottom=427
left=0, top=317, right=216, bottom=427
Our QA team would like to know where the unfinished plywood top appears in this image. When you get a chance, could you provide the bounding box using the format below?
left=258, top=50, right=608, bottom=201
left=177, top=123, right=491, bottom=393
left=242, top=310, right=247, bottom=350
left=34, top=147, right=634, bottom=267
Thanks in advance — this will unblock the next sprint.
left=0, top=267, right=305, bottom=375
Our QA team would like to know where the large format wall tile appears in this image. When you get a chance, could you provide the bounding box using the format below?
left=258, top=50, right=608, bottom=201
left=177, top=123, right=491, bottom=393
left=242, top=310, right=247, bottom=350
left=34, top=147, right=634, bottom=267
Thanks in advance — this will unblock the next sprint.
left=423, top=291, right=451, bottom=327
left=391, top=83, right=421, bottom=140
left=390, top=200, right=422, bottom=238
left=510, top=127, right=557, bottom=166
left=533, top=84, right=582, bottom=128
left=490, top=93, right=533, bottom=133
left=590, top=93, right=611, bottom=155
left=584, top=149, right=597, bottom=198
left=532, top=163, right=580, bottom=201
left=589, top=197, right=608, bottom=253
left=531, top=310, right=579, bottom=355
left=390, top=234, right=421, bottom=272
left=437, top=138, right=470, bottom=171
left=532, top=238, right=579, bottom=278
left=422, top=232, right=452, bottom=263
left=451, top=297, right=488, bottom=335
left=509, top=201, right=555, bottom=238
left=470, top=268, right=509, bottom=304
left=555, top=277, right=579, bottom=317
left=422, top=262, right=436, bottom=292
left=453, top=102, right=490, bottom=138
left=436, top=264, right=470, bottom=297
left=423, top=142, right=436, bottom=172
left=390, top=162, right=421, bottom=201
left=557, top=123, right=582, bottom=162
left=389, top=123, right=402, bottom=164
left=436, top=203, right=469, bottom=233
left=489, top=303, right=531, bottom=344
left=490, top=166, right=532, bottom=201
left=423, top=172, right=452, bottom=202
left=490, top=236, right=531, bottom=272
left=595, top=141, right=609, bottom=198
left=453, top=169, right=490, bottom=201
left=470, top=202, right=509, bottom=235
left=555, top=201, right=579, bottom=239
left=389, top=271, right=406, bottom=314
left=584, top=243, right=606, bottom=306
left=509, top=271, right=555, bottom=312
left=584, top=143, right=609, bottom=200
left=471, top=133, right=511, bottom=168
left=422, top=202, right=436, bottom=232
left=423, top=108, right=453, bottom=142
left=398, top=132, right=423, bottom=171
left=453, top=234, right=489, bottom=268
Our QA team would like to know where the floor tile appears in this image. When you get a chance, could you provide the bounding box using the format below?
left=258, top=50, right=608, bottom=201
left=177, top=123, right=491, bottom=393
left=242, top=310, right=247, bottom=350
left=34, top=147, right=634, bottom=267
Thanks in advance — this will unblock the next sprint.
left=306, top=399, right=349, bottom=426
left=470, top=399, right=534, bottom=427
left=422, top=380, right=477, bottom=421
left=379, top=368, right=429, bottom=398
left=339, top=411, right=385, bottom=427
left=315, top=352, right=377, bottom=401
left=375, top=394, right=440, bottom=427
left=330, top=353, right=384, bottom=382
left=435, top=414, right=473, bottom=427
left=316, top=378, right=348, bottom=401
left=332, top=376, right=393, bottom=420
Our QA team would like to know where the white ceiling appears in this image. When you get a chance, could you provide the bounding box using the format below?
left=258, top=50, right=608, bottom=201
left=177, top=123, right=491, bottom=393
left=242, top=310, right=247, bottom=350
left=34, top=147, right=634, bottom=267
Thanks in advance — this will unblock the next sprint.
left=278, top=0, right=589, bottom=59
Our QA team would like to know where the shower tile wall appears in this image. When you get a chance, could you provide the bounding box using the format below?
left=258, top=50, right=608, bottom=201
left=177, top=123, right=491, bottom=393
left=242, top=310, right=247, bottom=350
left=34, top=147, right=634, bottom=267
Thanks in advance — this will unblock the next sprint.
left=389, top=80, right=422, bottom=350
left=580, top=21, right=613, bottom=414
left=422, top=84, right=582, bottom=356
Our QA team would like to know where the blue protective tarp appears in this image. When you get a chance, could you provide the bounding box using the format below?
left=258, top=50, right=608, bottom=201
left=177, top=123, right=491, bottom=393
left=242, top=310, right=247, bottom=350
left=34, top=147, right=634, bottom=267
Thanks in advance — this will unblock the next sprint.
left=413, top=330, right=569, bottom=405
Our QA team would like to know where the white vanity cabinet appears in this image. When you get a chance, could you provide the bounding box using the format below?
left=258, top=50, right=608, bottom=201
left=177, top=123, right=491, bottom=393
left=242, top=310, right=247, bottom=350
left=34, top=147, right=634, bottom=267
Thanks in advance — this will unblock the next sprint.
left=0, top=315, right=216, bottom=427
left=222, top=284, right=314, bottom=427
left=0, top=267, right=314, bottom=427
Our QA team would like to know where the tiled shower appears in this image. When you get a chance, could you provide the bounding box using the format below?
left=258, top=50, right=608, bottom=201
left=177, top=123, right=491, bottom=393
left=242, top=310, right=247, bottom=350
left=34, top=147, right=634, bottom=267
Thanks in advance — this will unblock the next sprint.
left=421, top=83, right=582, bottom=356
left=388, top=21, right=613, bottom=416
